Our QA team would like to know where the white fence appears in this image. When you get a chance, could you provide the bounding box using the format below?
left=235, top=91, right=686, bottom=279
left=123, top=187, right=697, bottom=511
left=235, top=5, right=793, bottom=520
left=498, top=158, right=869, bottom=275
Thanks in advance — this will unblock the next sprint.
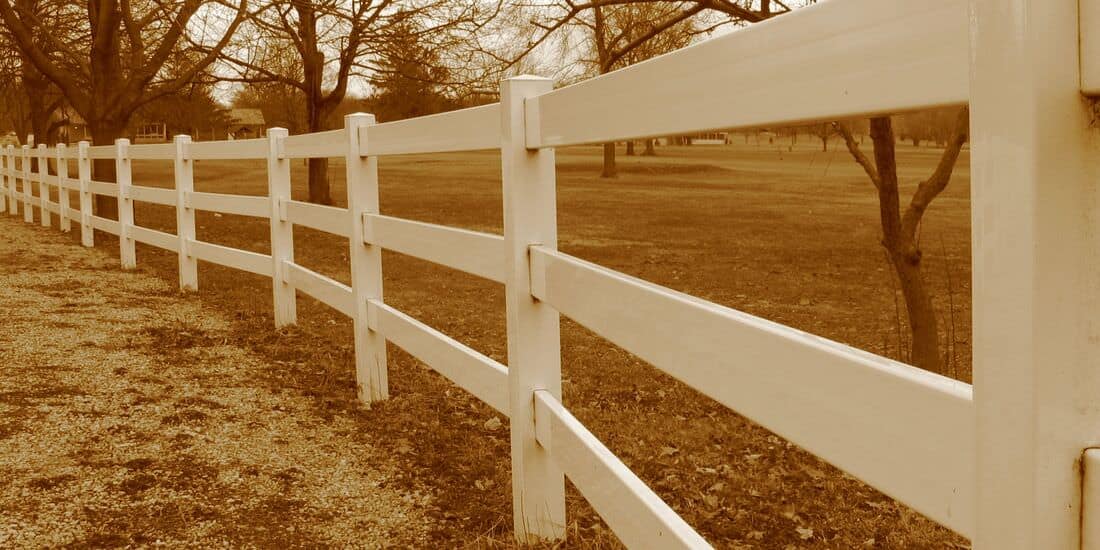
left=2, top=0, right=1100, bottom=546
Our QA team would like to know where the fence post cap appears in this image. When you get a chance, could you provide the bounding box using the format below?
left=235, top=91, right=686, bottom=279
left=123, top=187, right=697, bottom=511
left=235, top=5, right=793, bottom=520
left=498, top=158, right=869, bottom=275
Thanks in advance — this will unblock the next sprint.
left=505, top=74, right=553, bottom=83
left=345, top=112, right=376, bottom=124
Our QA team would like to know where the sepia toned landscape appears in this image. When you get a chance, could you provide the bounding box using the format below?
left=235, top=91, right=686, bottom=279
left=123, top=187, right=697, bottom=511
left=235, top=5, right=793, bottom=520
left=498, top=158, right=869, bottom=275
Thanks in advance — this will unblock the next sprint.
left=3, top=0, right=1098, bottom=548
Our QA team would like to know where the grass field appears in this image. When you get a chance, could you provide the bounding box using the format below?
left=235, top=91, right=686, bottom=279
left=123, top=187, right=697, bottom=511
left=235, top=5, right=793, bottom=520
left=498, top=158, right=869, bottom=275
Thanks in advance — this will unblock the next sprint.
left=46, top=140, right=971, bottom=547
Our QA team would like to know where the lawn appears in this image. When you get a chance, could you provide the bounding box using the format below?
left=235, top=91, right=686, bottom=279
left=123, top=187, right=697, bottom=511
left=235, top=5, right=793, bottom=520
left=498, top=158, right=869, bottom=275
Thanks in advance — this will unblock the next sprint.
left=51, top=139, right=971, bottom=547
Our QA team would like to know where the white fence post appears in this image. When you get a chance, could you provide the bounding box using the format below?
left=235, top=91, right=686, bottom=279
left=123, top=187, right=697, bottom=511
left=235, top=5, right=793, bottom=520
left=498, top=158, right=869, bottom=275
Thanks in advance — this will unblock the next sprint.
left=345, top=112, right=388, bottom=404
left=970, top=0, right=1100, bottom=547
left=0, top=144, right=6, bottom=215
left=0, top=145, right=7, bottom=215
left=21, top=145, right=32, bottom=224
left=57, top=144, right=70, bottom=232
left=36, top=144, right=49, bottom=228
left=2, top=145, right=11, bottom=215
left=115, top=139, right=135, bottom=269
left=174, top=135, right=198, bottom=291
left=266, top=127, right=296, bottom=327
left=500, top=75, right=566, bottom=543
left=7, top=146, right=17, bottom=217
left=77, top=141, right=93, bottom=247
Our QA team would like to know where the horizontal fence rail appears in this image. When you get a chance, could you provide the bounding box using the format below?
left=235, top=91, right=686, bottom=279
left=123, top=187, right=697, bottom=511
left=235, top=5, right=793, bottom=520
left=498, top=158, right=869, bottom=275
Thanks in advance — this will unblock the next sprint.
left=0, top=0, right=1008, bottom=544
left=363, top=214, right=506, bottom=283
left=362, top=104, right=502, bottom=156
left=283, top=200, right=352, bottom=237
left=127, top=184, right=177, bottom=206
left=186, top=191, right=269, bottom=218
left=526, top=0, right=969, bottom=148
left=533, top=390, right=711, bottom=549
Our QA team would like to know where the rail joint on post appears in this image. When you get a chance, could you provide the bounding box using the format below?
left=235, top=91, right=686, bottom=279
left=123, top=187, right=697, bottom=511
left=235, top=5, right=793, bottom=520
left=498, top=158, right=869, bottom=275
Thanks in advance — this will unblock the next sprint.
left=174, top=135, right=197, bottom=291
left=266, top=127, right=296, bottom=328
left=115, top=138, right=136, bottom=269
left=501, top=74, right=566, bottom=544
left=345, top=112, right=388, bottom=404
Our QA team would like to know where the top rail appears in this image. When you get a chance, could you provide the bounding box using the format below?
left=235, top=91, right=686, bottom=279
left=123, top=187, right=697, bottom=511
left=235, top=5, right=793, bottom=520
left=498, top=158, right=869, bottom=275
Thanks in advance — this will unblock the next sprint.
left=126, top=143, right=176, bottom=160
left=86, top=145, right=115, bottom=159
left=189, top=138, right=268, bottom=160
left=525, top=0, right=968, bottom=148
left=362, top=104, right=501, bottom=156
left=282, top=129, right=344, bottom=159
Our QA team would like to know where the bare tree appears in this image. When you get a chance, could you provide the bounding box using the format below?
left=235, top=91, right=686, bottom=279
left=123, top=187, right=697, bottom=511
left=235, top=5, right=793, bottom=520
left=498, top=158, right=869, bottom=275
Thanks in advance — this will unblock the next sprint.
left=0, top=0, right=72, bottom=149
left=219, top=0, right=497, bottom=205
left=0, top=0, right=249, bottom=215
left=571, top=2, right=710, bottom=176
left=834, top=107, right=969, bottom=373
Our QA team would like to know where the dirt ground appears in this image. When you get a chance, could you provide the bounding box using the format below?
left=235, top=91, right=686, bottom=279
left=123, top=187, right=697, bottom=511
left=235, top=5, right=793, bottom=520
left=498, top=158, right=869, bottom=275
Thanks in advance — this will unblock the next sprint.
left=0, top=217, right=430, bottom=548
left=4, top=140, right=971, bottom=548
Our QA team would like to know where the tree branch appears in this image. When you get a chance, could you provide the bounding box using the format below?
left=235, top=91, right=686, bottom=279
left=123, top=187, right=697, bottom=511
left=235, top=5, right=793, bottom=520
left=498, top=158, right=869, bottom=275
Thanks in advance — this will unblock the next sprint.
left=834, top=120, right=880, bottom=189
left=900, top=106, right=969, bottom=241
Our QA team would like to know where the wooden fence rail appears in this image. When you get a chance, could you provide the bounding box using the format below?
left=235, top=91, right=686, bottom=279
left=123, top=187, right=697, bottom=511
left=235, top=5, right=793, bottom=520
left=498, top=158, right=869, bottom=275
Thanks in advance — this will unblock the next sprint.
left=3, top=0, right=1100, bottom=546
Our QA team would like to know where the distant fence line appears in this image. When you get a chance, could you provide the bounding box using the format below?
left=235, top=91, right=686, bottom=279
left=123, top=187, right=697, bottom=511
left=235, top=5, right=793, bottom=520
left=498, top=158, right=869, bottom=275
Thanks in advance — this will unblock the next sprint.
left=5, top=0, right=1100, bottom=546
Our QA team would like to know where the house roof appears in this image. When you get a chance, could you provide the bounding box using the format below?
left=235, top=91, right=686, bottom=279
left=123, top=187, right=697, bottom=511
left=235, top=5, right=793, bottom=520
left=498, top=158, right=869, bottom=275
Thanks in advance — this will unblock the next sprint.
left=228, top=108, right=265, bottom=126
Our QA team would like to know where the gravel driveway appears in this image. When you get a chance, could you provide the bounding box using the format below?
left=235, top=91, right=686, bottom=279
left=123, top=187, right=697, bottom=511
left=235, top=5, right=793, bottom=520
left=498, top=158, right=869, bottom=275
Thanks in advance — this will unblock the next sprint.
left=0, top=217, right=427, bottom=548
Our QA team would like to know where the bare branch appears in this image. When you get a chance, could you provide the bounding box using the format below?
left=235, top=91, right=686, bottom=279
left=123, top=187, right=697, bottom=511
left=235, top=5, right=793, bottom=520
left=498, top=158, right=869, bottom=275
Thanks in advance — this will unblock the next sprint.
left=834, top=120, right=880, bottom=189
left=900, top=106, right=970, bottom=240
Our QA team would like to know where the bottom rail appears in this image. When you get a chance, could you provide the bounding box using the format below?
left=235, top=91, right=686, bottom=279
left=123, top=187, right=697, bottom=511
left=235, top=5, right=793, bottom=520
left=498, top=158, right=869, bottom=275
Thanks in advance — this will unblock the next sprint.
left=89, top=215, right=120, bottom=235
left=533, top=391, right=710, bottom=549
left=187, top=239, right=272, bottom=278
left=369, top=300, right=509, bottom=415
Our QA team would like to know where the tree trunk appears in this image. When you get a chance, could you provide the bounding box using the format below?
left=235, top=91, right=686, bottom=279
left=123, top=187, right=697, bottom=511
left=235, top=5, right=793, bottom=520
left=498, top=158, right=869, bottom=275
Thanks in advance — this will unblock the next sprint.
left=90, top=121, right=124, bottom=219
left=601, top=142, right=617, bottom=178
left=626, top=141, right=635, bottom=156
left=867, top=116, right=943, bottom=373
left=643, top=139, right=656, bottom=156
left=821, top=136, right=828, bottom=151
left=887, top=248, right=940, bottom=371
left=305, top=97, right=333, bottom=205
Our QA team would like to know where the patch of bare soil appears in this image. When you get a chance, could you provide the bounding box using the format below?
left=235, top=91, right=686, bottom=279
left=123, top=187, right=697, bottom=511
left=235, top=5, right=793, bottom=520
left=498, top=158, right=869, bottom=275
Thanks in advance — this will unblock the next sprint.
left=0, top=217, right=428, bottom=548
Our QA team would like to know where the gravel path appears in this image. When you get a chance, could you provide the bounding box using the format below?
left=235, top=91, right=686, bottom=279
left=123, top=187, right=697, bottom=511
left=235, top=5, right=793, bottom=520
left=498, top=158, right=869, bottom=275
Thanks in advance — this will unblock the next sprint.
left=0, top=217, right=428, bottom=548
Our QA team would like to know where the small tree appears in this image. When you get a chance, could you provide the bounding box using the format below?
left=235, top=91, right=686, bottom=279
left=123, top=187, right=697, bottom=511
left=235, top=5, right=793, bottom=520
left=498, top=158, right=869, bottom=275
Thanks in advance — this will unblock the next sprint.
left=834, top=107, right=969, bottom=373
left=365, top=23, right=459, bottom=123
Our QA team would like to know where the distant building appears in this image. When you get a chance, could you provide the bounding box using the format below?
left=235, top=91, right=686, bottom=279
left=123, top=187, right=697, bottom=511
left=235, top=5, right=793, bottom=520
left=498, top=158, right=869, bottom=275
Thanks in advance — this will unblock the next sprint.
left=56, top=110, right=92, bottom=144
left=227, top=109, right=266, bottom=140
left=0, top=133, right=19, bottom=148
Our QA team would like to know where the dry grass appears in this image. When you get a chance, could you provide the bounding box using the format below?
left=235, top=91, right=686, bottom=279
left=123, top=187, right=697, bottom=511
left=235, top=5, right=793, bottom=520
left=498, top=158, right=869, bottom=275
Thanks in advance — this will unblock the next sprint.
left=14, top=141, right=971, bottom=548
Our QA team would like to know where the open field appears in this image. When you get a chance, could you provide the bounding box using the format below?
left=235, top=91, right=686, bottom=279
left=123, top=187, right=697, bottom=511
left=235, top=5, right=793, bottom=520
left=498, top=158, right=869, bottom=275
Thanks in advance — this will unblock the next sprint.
left=30, top=141, right=971, bottom=547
